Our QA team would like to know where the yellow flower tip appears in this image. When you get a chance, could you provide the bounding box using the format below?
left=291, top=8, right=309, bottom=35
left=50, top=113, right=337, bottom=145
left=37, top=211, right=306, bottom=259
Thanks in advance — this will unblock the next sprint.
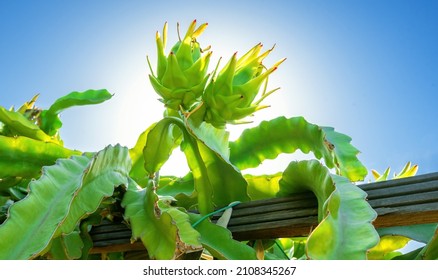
left=146, top=56, right=155, bottom=76
left=193, top=22, right=209, bottom=38
left=176, top=22, right=182, bottom=41
left=202, top=45, right=212, bottom=52
left=256, top=43, right=264, bottom=53
left=162, top=22, right=168, bottom=46
left=156, top=31, right=161, bottom=40
left=265, top=65, right=279, bottom=75
left=371, top=170, right=380, bottom=179
left=187, top=19, right=197, bottom=33
left=273, top=57, right=287, bottom=69
left=255, top=104, right=270, bottom=112
left=269, top=44, right=277, bottom=52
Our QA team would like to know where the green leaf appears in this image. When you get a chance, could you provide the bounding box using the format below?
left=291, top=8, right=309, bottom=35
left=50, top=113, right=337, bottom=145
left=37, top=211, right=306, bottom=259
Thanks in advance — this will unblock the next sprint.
left=244, top=173, right=281, bottom=200
left=182, top=137, right=243, bottom=214
left=187, top=139, right=249, bottom=212
left=63, top=232, right=85, bottom=260
left=321, top=127, right=367, bottom=181
left=377, top=224, right=437, bottom=243
left=0, top=177, right=23, bottom=193
left=0, top=106, right=54, bottom=142
left=157, top=174, right=194, bottom=198
left=0, top=198, right=13, bottom=224
left=230, top=117, right=333, bottom=170
left=291, top=238, right=307, bottom=259
left=79, top=213, right=103, bottom=260
left=368, top=235, right=410, bottom=260
left=186, top=119, right=230, bottom=159
left=0, top=135, right=81, bottom=179
left=0, top=145, right=130, bottom=259
left=41, top=89, right=113, bottom=136
left=49, top=237, right=69, bottom=260
left=185, top=118, right=249, bottom=212
left=48, top=89, right=113, bottom=114
left=56, top=145, right=131, bottom=235
left=143, top=120, right=182, bottom=175
left=189, top=213, right=258, bottom=260
left=157, top=174, right=197, bottom=210
left=229, top=117, right=367, bottom=181
left=416, top=225, right=438, bottom=260
left=5, top=185, right=28, bottom=201
left=129, top=123, right=156, bottom=186
left=0, top=155, right=88, bottom=259
left=122, top=179, right=202, bottom=260
left=179, top=132, right=213, bottom=214
left=275, top=237, right=306, bottom=260
left=393, top=247, right=424, bottom=260
left=158, top=201, right=202, bottom=250
left=278, top=160, right=379, bottom=259
left=49, top=231, right=84, bottom=260
left=264, top=239, right=291, bottom=260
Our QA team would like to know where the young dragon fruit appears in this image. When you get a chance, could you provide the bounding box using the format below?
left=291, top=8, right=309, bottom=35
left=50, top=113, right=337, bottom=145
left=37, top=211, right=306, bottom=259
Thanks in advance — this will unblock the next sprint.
left=203, top=44, right=286, bottom=128
left=148, top=20, right=212, bottom=111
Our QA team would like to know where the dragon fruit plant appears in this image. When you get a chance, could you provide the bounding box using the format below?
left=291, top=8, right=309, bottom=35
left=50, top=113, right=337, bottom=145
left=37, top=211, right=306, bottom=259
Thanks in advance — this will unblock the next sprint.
left=1, top=20, right=434, bottom=260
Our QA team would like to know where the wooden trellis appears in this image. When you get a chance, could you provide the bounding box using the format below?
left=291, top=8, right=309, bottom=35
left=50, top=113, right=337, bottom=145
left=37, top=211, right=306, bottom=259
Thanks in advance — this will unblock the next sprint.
left=89, top=172, right=438, bottom=255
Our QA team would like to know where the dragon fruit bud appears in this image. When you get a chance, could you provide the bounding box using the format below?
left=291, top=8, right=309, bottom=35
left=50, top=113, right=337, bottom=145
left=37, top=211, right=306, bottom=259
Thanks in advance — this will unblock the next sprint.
left=148, top=20, right=212, bottom=110
left=203, top=44, right=285, bottom=128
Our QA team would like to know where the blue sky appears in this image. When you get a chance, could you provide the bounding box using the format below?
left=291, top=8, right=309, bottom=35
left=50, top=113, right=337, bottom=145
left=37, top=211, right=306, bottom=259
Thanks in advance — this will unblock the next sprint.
left=1, top=0, right=437, bottom=179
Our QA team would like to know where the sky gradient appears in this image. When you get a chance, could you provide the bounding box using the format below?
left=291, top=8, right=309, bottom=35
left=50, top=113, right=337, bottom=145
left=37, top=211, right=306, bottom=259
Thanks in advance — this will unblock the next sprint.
left=1, top=0, right=437, bottom=179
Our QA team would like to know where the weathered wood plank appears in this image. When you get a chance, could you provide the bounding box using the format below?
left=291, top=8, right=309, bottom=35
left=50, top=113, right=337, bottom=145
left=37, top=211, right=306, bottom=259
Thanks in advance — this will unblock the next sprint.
left=89, top=241, right=145, bottom=254
left=92, top=230, right=132, bottom=242
left=369, top=190, right=438, bottom=208
left=89, top=172, right=438, bottom=252
left=360, top=172, right=438, bottom=191
left=225, top=197, right=317, bottom=219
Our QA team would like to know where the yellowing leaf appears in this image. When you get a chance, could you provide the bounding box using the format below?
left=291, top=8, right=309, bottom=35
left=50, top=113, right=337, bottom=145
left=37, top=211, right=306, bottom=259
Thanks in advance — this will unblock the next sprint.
left=368, top=235, right=410, bottom=260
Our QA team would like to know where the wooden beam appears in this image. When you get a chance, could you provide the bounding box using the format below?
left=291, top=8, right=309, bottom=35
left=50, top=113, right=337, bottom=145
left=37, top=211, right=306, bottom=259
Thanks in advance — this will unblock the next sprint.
left=89, top=172, right=438, bottom=252
left=227, top=172, right=438, bottom=240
